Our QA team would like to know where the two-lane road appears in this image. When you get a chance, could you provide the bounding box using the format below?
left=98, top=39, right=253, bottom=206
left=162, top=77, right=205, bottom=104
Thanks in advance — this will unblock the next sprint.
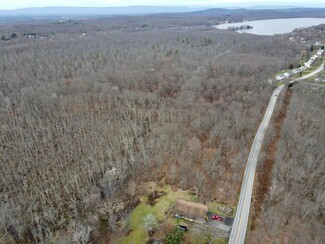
left=295, top=61, right=324, bottom=81
left=229, top=60, right=324, bottom=244
left=229, top=85, right=285, bottom=244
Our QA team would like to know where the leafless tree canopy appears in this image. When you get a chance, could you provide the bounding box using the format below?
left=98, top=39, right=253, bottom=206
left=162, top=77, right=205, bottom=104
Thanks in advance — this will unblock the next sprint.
left=250, top=86, right=325, bottom=243
left=0, top=16, right=318, bottom=242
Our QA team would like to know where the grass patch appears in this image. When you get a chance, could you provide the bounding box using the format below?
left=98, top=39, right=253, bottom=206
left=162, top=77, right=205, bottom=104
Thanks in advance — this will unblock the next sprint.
left=188, top=229, right=228, bottom=244
left=118, top=184, right=235, bottom=243
left=118, top=197, right=169, bottom=244
left=117, top=185, right=199, bottom=244
left=301, top=70, right=312, bottom=76
left=275, top=81, right=284, bottom=87
left=207, top=202, right=236, bottom=217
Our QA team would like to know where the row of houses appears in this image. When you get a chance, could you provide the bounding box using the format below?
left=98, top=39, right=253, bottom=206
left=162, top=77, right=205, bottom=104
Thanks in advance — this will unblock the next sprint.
left=275, top=72, right=291, bottom=81
left=275, top=66, right=309, bottom=81
left=304, top=49, right=324, bottom=68
left=275, top=48, right=324, bottom=81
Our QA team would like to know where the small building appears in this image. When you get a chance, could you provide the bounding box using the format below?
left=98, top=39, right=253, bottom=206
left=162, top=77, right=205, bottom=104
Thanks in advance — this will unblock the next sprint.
left=310, top=55, right=318, bottom=61
left=174, top=199, right=207, bottom=222
left=292, top=68, right=300, bottom=74
left=283, top=72, right=290, bottom=78
left=275, top=74, right=285, bottom=80
left=299, top=66, right=306, bottom=72
left=304, top=60, right=313, bottom=68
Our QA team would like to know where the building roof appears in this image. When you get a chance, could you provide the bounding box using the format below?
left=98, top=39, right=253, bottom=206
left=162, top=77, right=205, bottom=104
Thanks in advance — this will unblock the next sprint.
left=275, top=74, right=285, bottom=80
left=174, top=199, right=208, bottom=220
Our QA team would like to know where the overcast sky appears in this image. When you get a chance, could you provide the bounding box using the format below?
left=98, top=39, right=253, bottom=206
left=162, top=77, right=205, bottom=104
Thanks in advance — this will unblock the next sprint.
left=1, top=0, right=325, bottom=10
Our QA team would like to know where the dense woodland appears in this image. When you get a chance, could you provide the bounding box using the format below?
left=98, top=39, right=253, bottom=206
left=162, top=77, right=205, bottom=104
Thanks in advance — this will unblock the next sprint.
left=0, top=15, right=320, bottom=243
left=250, top=86, right=325, bottom=243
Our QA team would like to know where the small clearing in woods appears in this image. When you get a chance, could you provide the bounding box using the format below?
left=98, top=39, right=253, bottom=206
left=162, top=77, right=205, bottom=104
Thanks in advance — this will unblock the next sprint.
left=118, top=183, right=234, bottom=244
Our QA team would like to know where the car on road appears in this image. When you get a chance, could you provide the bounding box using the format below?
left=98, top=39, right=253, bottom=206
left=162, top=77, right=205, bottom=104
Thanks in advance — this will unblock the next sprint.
left=211, top=215, right=224, bottom=222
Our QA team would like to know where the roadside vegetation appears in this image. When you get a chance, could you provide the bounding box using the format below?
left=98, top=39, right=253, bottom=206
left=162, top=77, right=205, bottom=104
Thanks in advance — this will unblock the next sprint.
left=249, top=86, right=325, bottom=243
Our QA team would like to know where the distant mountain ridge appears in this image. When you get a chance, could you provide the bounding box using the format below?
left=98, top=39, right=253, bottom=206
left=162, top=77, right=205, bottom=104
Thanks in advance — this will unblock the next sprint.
left=0, top=6, right=206, bottom=16
left=180, top=7, right=325, bottom=19
left=0, top=6, right=325, bottom=22
left=247, top=5, right=302, bottom=9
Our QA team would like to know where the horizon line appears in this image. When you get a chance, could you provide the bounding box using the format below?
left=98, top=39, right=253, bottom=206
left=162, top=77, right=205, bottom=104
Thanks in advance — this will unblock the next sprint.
left=2, top=4, right=325, bottom=11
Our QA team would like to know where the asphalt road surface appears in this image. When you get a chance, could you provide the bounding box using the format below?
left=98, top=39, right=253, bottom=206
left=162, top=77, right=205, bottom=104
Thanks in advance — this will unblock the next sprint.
left=229, top=60, right=325, bottom=244
left=295, top=61, right=325, bottom=81
left=228, top=85, right=285, bottom=244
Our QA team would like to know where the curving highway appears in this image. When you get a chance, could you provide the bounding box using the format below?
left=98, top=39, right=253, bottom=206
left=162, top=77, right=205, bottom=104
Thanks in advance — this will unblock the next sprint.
left=228, top=85, right=285, bottom=244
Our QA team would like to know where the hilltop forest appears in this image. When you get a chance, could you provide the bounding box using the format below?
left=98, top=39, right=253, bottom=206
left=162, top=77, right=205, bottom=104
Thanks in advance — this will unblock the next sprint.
left=0, top=16, right=323, bottom=243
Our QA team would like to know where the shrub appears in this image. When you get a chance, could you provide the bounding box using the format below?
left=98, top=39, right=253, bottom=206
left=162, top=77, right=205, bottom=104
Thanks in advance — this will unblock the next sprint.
left=165, top=227, right=184, bottom=244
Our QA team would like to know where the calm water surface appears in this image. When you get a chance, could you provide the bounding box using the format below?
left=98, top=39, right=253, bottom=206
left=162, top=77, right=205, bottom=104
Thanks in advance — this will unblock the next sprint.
left=215, top=18, right=325, bottom=35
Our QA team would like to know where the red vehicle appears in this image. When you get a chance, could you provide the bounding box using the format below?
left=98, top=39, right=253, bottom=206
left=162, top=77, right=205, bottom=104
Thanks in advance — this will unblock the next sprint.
left=211, top=215, right=224, bottom=222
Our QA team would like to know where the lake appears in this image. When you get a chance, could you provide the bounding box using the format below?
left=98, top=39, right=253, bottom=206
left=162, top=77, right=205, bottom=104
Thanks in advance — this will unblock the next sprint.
left=215, top=18, right=325, bottom=35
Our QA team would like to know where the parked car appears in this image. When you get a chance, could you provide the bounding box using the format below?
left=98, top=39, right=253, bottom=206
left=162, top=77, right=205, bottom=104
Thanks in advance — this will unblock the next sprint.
left=177, top=225, right=188, bottom=231
left=174, top=214, right=182, bottom=219
left=211, top=215, right=224, bottom=222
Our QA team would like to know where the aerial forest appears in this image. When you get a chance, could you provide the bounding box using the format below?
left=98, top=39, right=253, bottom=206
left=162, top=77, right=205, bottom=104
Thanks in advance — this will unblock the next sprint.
left=0, top=17, right=322, bottom=243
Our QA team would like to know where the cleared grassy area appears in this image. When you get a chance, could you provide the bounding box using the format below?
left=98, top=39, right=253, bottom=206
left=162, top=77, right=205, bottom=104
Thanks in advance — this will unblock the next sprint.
left=118, top=184, right=235, bottom=243
left=188, top=228, right=228, bottom=244
left=207, top=201, right=236, bottom=217
left=117, top=185, right=199, bottom=244
left=118, top=199, right=163, bottom=244
left=275, top=81, right=284, bottom=87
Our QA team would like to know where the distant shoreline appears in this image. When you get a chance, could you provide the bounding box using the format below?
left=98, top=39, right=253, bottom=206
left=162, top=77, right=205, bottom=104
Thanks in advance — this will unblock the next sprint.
left=215, top=18, right=325, bottom=35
